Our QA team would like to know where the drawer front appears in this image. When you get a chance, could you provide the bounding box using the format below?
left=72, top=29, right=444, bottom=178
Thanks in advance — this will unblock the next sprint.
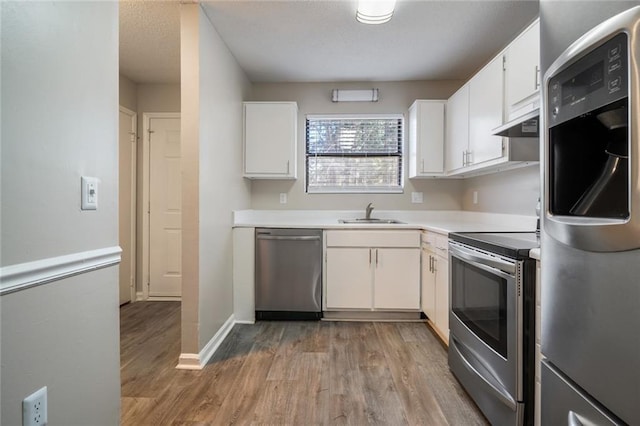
left=541, top=361, right=621, bottom=426
left=327, top=230, right=420, bottom=248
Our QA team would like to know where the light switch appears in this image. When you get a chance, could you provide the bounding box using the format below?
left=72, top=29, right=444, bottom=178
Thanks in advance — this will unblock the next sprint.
left=81, top=176, right=98, bottom=210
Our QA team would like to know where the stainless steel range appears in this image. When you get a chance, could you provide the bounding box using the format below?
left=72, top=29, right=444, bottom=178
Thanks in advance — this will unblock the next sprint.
left=448, top=232, right=538, bottom=425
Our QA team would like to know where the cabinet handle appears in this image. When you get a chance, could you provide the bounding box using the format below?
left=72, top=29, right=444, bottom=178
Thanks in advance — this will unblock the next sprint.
left=466, top=150, right=473, bottom=165
left=535, top=65, right=540, bottom=89
left=429, top=255, right=433, bottom=272
left=369, top=249, right=372, bottom=265
left=286, top=160, right=290, bottom=175
left=375, top=249, right=379, bottom=266
left=433, top=257, right=437, bottom=273
left=462, top=151, right=466, bottom=167
left=421, top=159, right=424, bottom=173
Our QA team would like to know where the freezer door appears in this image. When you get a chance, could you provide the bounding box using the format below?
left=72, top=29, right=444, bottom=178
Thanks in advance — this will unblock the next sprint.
left=541, top=238, right=640, bottom=425
left=541, top=361, right=622, bottom=425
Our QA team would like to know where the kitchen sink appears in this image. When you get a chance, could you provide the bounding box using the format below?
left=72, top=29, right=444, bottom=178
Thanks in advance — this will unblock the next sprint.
left=339, top=218, right=405, bottom=224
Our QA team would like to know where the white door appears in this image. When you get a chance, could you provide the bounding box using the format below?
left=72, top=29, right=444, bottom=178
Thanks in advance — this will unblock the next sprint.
left=445, top=84, right=470, bottom=172
left=469, top=55, right=505, bottom=165
left=149, top=117, right=182, bottom=297
left=374, top=248, right=420, bottom=310
left=325, top=247, right=372, bottom=309
left=119, top=107, right=136, bottom=305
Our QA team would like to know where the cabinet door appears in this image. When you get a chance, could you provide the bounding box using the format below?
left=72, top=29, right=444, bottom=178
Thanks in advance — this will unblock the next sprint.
left=445, top=84, right=470, bottom=172
left=326, top=247, right=372, bottom=309
left=244, top=102, right=297, bottom=178
left=469, top=55, right=505, bottom=165
left=421, top=248, right=436, bottom=319
left=409, top=100, right=445, bottom=177
left=505, top=20, right=540, bottom=120
left=434, top=255, right=449, bottom=343
left=374, top=248, right=420, bottom=310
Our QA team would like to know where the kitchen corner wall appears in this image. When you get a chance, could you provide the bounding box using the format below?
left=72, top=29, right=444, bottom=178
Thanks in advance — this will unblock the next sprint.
left=249, top=81, right=465, bottom=211
left=181, top=4, right=252, bottom=357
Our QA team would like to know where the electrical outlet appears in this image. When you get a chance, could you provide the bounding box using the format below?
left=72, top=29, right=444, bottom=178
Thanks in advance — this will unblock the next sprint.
left=279, top=193, right=287, bottom=204
left=23, top=386, right=47, bottom=426
left=411, top=192, right=424, bottom=203
left=473, top=191, right=479, bottom=205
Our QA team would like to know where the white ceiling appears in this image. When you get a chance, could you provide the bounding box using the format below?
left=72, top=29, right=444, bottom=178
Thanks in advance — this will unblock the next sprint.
left=119, top=0, right=539, bottom=85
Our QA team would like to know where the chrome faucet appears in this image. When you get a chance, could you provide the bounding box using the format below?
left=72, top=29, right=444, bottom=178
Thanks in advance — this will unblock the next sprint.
left=365, top=202, right=374, bottom=220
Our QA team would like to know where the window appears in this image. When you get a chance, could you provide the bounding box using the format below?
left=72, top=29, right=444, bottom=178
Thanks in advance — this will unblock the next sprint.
left=306, top=114, right=404, bottom=193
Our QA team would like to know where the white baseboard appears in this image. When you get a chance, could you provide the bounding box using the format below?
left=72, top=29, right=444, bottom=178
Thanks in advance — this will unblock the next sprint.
left=176, top=314, right=236, bottom=370
left=234, top=319, right=255, bottom=325
left=0, top=246, right=121, bottom=295
left=147, top=296, right=181, bottom=302
left=136, top=291, right=144, bottom=301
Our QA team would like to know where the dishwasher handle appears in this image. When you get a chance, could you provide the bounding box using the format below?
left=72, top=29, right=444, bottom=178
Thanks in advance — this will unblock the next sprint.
left=256, top=235, right=321, bottom=242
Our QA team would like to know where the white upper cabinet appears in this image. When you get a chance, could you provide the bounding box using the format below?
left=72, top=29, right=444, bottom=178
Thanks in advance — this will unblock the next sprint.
left=505, top=19, right=541, bottom=121
left=408, top=100, right=445, bottom=178
left=468, top=54, right=505, bottom=165
left=445, top=84, right=470, bottom=173
left=243, top=102, right=297, bottom=179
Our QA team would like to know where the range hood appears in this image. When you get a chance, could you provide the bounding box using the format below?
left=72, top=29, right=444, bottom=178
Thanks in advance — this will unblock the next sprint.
left=492, top=108, right=540, bottom=137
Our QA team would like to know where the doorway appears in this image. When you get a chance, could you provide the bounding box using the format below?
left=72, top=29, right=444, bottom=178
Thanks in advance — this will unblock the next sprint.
left=119, top=106, right=137, bottom=305
left=141, top=113, right=182, bottom=300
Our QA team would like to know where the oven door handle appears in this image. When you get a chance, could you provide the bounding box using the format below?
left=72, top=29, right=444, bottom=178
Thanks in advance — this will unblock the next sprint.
left=451, top=337, right=518, bottom=411
left=449, top=243, right=516, bottom=275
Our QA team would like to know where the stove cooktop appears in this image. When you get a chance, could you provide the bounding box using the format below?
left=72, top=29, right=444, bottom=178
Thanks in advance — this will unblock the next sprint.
left=449, top=232, right=540, bottom=259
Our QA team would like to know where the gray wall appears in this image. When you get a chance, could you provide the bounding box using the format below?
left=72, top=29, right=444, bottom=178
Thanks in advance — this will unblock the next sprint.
left=1, top=2, right=120, bottom=425
left=462, top=166, right=541, bottom=215
left=249, top=81, right=465, bottom=211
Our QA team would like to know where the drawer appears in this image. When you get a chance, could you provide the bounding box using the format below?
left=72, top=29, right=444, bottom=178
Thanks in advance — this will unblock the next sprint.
left=541, top=361, right=621, bottom=425
left=434, top=234, right=449, bottom=257
left=327, top=230, right=420, bottom=248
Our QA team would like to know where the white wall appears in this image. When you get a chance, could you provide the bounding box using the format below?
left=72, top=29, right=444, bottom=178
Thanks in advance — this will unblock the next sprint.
left=461, top=165, right=541, bottom=215
left=249, top=81, right=465, bottom=211
left=1, top=2, right=120, bottom=425
left=180, top=4, right=252, bottom=356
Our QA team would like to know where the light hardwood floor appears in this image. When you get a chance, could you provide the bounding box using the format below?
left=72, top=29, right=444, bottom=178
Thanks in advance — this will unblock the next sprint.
left=120, top=302, right=488, bottom=425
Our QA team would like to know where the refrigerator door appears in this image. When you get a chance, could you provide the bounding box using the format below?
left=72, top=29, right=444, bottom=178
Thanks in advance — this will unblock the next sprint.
left=541, top=361, right=622, bottom=425
left=541, top=239, right=640, bottom=425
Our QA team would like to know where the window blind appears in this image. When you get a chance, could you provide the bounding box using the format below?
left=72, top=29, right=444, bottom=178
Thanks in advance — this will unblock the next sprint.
left=306, top=115, right=403, bottom=193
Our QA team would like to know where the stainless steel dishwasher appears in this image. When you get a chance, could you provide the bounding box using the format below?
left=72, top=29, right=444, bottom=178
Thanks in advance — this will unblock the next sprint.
left=255, top=228, right=323, bottom=320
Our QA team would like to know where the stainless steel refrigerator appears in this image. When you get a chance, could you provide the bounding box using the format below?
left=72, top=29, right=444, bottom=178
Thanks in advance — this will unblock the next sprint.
left=540, top=3, right=640, bottom=424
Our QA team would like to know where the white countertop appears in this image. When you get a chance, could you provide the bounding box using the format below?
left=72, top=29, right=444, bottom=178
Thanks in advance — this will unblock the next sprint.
left=233, top=209, right=537, bottom=235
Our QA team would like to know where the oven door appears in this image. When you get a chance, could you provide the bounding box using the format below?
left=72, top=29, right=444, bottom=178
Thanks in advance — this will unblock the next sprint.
left=448, top=241, right=522, bottom=419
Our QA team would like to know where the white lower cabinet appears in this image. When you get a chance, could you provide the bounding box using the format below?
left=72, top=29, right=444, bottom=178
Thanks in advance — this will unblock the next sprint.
left=325, top=230, right=420, bottom=311
left=421, top=231, right=450, bottom=344
left=326, top=248, right=372, bottom=309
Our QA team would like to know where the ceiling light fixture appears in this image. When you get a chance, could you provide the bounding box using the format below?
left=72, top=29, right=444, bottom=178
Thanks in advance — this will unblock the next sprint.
left=356, top=0, right=397, bottom=25
left=332, top=89, right=379, bottom=102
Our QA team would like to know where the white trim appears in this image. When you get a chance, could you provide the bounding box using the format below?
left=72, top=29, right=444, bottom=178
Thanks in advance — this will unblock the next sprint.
left=141, top=112, right=181, bottom=301
left=120, top=105, right=137, bottom=304
left=0, top=247, right=122, bottom=295
left=234, top=319, right=256, bottom=325
left=147, top=296, right=181, bottom=302
left=175, top=314, right=236, bottom=370
left=135, top=291, right=144, bottom=302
